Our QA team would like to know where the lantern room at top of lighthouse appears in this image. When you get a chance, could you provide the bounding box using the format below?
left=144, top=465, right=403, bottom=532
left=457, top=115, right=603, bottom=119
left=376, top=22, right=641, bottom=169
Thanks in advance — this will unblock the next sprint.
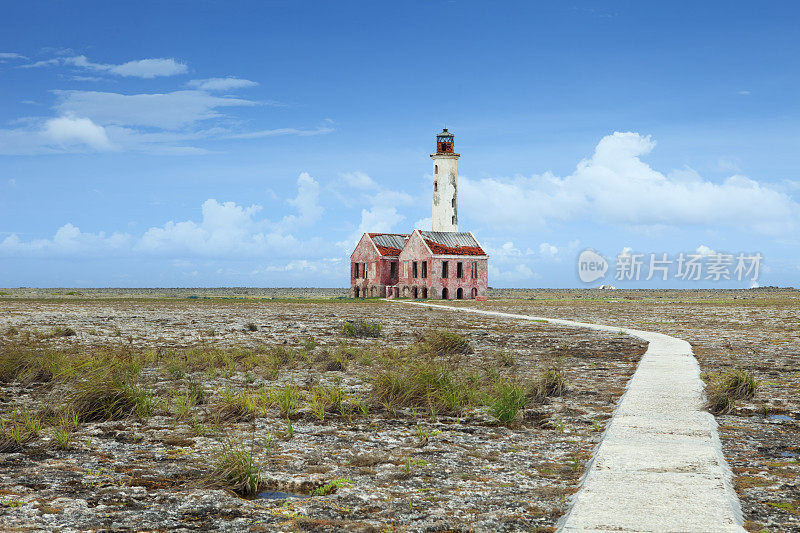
left=436, top=129, right=455, bottom=154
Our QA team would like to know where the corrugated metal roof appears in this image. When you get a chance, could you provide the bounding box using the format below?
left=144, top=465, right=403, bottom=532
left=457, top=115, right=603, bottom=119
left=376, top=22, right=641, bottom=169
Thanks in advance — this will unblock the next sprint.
left=368, top=233, right=408, bottom=256
left=419, top=231, right=486, bottom=256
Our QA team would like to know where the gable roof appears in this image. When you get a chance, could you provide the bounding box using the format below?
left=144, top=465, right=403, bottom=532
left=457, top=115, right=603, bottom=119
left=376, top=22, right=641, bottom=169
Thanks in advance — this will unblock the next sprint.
left=368, top=233, right=409, bottom=257
left=418, top=231, right=486, bottom=256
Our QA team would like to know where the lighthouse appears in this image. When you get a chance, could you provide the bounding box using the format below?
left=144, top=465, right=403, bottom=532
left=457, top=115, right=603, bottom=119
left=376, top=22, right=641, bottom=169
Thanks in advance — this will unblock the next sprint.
left=430, top=128, right=460, bottom=232
left=349, top=128, right=488, bottom=300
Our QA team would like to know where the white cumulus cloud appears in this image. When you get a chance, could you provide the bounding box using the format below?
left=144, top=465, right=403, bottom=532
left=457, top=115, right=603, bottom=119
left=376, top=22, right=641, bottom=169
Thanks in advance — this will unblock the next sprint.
left=283, top=173, right=323, bottom=227
left=0, top=174, right=330, bottom=260
left=461, top=131, right=800, bottom=235
left=539, top=242, right=559, bottom=257
left=340, top=171, right=377, bottom=190
left=0, top=224, right=131, bottom=257
left=43, top=116, right=113, bottom=150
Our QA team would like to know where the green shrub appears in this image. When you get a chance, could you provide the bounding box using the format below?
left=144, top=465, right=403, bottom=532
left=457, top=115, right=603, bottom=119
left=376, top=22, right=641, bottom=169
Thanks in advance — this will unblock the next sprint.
left=311, top=478, right=352, bottom=496
left=218, top=387, right=264, bottom=421
left=341, top=320, right=382, bottom=338
left=270, top=383, right=303, bottom=418
left=371, top=360, right=475, bottom=416
left=68, top=365, right=148, bottom=422
left=489, top=378, right=527, bottom=425
left=0, top=411, right=41, bottom=452
left=209, top=437, right=267, bottom=496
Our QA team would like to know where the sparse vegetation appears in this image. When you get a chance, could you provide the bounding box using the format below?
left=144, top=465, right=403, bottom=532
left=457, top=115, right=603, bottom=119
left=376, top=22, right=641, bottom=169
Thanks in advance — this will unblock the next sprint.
left=341, top=319, right=382, bottom=338
left=0, top=291, right=695, bottom=531
left=704, top=369, right=758, bottom=414
left=533, top=367, right=568, bottom=399
left=271, top=382, right=303, bottom=418
left=42, top=326, right=77, bottom=338
left=371, top=359, right=475, bottom=416
left=489, top=378, right=527, bottom=425
left=209, top=436, right=268, bottom=496
left=416, top=329, right=473, bottom=358
left=310, top=478, right=352, bottom=496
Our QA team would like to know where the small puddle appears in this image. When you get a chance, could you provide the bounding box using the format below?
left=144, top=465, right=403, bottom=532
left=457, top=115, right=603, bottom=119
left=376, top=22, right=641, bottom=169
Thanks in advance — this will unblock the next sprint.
left=257, top=491, right=309, bottom=500
left=767, top=414, right=793, bottom=422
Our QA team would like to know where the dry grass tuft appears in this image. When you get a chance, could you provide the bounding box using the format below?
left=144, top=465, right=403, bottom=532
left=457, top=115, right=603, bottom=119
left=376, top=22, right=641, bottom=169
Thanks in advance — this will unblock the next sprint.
left=341, top=320, right=382, bottom=338
left=208, top=436, right=268, bottom=496
left=704, top=369, right=758, bottom=414
left=533, top=368, right=568, bottom=399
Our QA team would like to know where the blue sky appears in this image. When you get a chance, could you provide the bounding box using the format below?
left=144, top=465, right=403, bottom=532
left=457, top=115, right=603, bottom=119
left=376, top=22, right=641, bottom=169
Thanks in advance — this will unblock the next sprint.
left=1, top=1, right=798, bottom=288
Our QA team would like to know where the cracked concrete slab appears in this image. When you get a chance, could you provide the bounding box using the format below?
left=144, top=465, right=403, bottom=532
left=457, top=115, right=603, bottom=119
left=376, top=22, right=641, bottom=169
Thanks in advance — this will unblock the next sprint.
left=390, top=300, right=745, bottom=533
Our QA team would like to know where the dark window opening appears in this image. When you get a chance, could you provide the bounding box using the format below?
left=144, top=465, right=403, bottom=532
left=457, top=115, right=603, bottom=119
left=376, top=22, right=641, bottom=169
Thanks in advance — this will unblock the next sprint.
left=422, top=288, right=428, bottom=298
left=442, top=261, right=449, bottom=278
left=451, top=197, right=455, bottom=207
left=451, top=215, right=456, bottom=225
left=421, top=261, right=427, bottom=278
left=442, top=288, right=448, bottom=300
left=413, top=287, right=418, bottom=299
left=353, top=263, right=359, bottom=278
left=456, top=262, right=463, bottom=279
left=412, top=261, right=418, bottom=278
left=434, top=165, right=438, bottom=174
left=456, top=288, right=463, bottom=299
left=471, top=287, right=478, bottom=299
left=390, top=261, right=397, bottom=279
left=354, top=287, right=359, bottom=298
left=434, top=181, right=438, bottom=192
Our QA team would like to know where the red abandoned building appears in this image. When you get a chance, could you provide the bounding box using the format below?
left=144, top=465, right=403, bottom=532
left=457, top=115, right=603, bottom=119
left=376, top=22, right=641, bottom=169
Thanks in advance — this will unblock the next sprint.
left=350, top=129, right=489, bottom=300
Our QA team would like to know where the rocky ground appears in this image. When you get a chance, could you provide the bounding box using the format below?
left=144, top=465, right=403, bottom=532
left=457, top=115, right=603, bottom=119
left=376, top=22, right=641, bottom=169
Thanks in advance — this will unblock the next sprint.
left=0, top=294, right=648, bottom=532
left=456, top=288, right=799, bottom=533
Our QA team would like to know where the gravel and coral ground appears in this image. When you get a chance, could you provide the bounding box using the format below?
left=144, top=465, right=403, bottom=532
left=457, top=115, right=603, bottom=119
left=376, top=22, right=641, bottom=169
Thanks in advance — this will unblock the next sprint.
left=460, top=288, right=799, bottom=533
left=0, top=294, right=648, bottom=532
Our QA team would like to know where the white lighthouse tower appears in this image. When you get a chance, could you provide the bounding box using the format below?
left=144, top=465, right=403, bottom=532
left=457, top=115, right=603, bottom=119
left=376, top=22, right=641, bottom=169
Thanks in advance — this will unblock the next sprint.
left=430, top=128, right=460, bottom=232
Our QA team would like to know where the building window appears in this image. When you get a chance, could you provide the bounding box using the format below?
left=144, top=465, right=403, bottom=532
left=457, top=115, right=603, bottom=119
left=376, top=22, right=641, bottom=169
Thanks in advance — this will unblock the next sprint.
left=354, top=263, right=359, bottom=278
left=403, top=261, right=408, bottom=277
left=451, top=215, right=456, bottom=225
left=421, top=261, right=427, bottom=278
left=412, top=261, right=418, bottom=278
left=471, top=261, right=478, bottom=279
left=456, top=262, right=463, bottom=279
left=434, top=181, right=438, bottom=192
left=434, top=165, right=438, bottom=174
left=442, top=261, right=449, bottom=278
left=451, top=197, right=455, bottom=207
left=390, top=261, right=397, bottom=279
left=362, top=263, right=367, bottom=279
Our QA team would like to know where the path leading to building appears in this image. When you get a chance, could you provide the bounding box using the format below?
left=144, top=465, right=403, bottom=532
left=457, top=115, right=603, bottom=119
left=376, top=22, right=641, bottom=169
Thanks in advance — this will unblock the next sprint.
left=389, top=300, right=745, bottom=533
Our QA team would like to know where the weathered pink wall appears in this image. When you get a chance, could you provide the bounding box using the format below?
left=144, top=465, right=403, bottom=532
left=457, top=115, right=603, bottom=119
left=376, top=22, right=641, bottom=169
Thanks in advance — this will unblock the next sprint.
left=349, top=234, right=400, bottom=298
left=396, top=231, right=488, bottom=300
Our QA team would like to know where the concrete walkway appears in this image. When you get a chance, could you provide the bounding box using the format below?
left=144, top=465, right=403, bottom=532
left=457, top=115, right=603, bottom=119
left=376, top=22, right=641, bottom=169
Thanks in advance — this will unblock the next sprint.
left=389, top=300, right=744, bottom=533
